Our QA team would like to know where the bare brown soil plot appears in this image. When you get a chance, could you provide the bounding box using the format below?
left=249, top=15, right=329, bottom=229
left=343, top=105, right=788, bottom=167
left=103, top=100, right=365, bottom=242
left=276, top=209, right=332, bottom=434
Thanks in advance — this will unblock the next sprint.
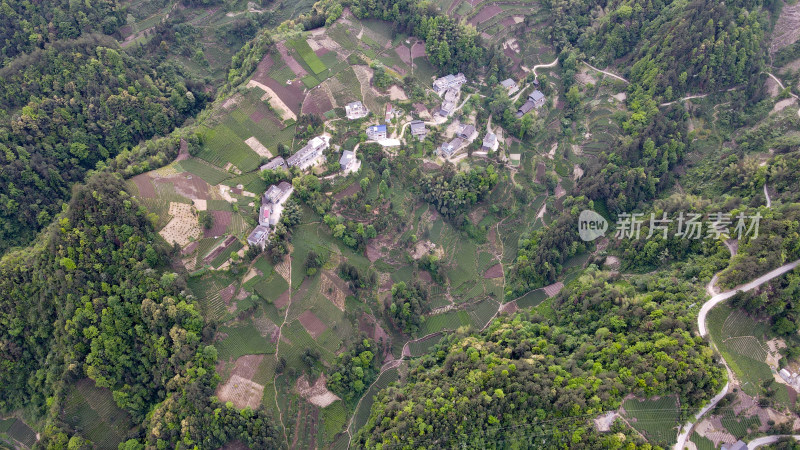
left=221, top=283, right=237, bottom=304
left=249, top=108, right=267, bottom=123
left=366, top=241, right=383, bottom=262
left=298, top=310, right=328, bottom=339
left=273, top=288, right=291, bottom=309
left=203, top=210, right=232, bottom=238
left=418, top=270, right=433, bottom=283
left=301, top=87, right=334, bottom=116
left=159, top=203, right=202, bottom=247
left=181, top=241, right=199, bottom=256
left=217, top=374, right=264, bottom=410
left=535, top=162, right=546, bottom=183
left=251, top=54, right=304, bottom=116
left=484, top=263, right=503, bottom=279
left=231, top=354, right=265, bottom=379
left=395, top=45, right=412, bottom=65
left=770, top=3, right=800, bottom=55
left=543, top=281, right=564, bottom=297
left=500, top=16, right=518, bottom=28
left=499, top=300, right=518, bottom=315
left=314, top=47, right=330, bottom=57
left=251, top=51, right=276, bottom=82
left=296, top=374, right=340, bottom=408
left=276, top=41, right=308, bottom=78
left=177, top=138, right=190, bottom=161
left=424, top=161, right=443, bottom=172
left=320, top=272, right=347, bottom=310
left=410, top=41, right=426, bottom=59
left=155, top=172, right=210, bottom=200
left=358, top=313, right=390, bottom=345
left=220, top=440, right=249, bottom=450
left=132, top=174, right=156, bottom=198
left=333, top=182, right=361, bottom=201
left=253, top=315, right=280, bottom=343
left=469, top=5, right=503, bottom=25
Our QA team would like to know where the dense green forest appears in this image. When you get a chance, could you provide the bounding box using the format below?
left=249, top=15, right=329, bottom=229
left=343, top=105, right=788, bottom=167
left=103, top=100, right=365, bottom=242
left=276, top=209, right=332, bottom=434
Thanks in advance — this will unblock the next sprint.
left=0, top=37, right=207, bottom=254
left=0, top=0, right=122, bottom=66
left=0, top=0, right=798, bottom=446
left=357, top=268, right=725, bottom=447
left=0, top=174, right=282, bottom=447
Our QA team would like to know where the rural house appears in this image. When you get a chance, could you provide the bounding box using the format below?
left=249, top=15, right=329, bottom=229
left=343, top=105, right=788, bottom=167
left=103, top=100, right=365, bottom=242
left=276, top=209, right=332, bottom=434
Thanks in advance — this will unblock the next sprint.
left=438, top=88, right=459, bottom=117
left=247, top=181, right=294, bottom=249
left=516, top=100, right=535, bottom=118
left=287, top=136, right=329, bottom=170
left=500, top=78, right=518, bottom=94
left=259, top=156, right=287, bottom=172
left=366, top=124, right=387, bottom=140
left=516, top=90, right=546, bottom=118
left=339, top=150, right=361, bottom=174
left=433, top=73, right=467, bottom=95
left=482, top=132, right=498, bottom=152
left=721, top=441, right=747, bottom=450
left=260, top=181, right=294, bottom=227
left=409, top=120, right=427, bottom=141
left=458, top=124, right=478, bottom=142
left=247, top=225, right=271, bottom=249
left=438, top=137, right=464, bottom=158
left=529, top=90, right=546, bottom=108
left=345, top=101, right=369, bottom=120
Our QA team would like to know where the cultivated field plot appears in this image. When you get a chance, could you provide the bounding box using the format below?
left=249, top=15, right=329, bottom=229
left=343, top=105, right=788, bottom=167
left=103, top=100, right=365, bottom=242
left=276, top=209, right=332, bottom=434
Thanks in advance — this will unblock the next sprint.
left=218, top=374, right=265, bottom=410
left=159, top=202, right=203, bottom=247
left=0, top=417, right=36, bottom=448
left=620, top=396, right=680, bottom=447
left=351, top=364, right=403, bottom=433
left=61, top=379, right=136, bottom=448
left=215, top=322, right=277, bottom=362
left=320, top=401, right=348, bottom=444
left=708, top=304, right=786, bottom=401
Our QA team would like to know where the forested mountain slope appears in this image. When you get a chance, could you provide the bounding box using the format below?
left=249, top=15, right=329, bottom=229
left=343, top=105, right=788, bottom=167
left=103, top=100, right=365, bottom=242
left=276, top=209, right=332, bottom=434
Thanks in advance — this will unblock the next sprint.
left=357, top=269, right=725, bottom=447
left=0, top=36, right=207, bottom=254
left=0, top=0, right=123, bottom=66
left=0, top=173, right=282, bottom=447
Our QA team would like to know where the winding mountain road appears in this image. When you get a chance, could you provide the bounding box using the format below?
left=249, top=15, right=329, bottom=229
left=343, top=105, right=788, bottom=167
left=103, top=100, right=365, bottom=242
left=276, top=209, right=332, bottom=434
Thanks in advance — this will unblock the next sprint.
left=674, top=258, right=800, bottom=450
left=696, top=259, right=800, bottom=337
left=764, top=184, right=772, bottom=208
left=532, top=57, right=559, bottom=79
left=660, top=94, right=709, bottom=107
left=581, top=61, right=629, bottom=84
left=746, top=435, right=800, bottom=449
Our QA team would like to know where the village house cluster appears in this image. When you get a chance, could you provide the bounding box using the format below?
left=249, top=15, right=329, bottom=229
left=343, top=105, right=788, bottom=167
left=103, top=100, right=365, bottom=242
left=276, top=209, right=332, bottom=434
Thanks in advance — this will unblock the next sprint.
left=247, top=71, right=548, bottom=248
left=438, top=123, right=479, bottom=158
left=433, top=73, right=467, bottom=117
left=248, top=136, right=334, bottom=249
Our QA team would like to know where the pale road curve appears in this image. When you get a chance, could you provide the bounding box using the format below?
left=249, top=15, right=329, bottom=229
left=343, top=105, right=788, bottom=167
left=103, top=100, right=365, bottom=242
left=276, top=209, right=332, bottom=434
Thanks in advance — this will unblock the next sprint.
left=581, top=61, right=629, bottom=84
left=660, top=94, right=708, bottom=107
left=764, top=184, right=772, bottom=208
left=764, top=72, right=800, bottom=120
left=509, top=58, right=559, bottom=104
left=697, top=259, right=800, bottom=337
left=766, top=72, right=799, bottom=99
left=532, top=57, right=559, bottom=79
left=747, top=435, right=800, bottom=449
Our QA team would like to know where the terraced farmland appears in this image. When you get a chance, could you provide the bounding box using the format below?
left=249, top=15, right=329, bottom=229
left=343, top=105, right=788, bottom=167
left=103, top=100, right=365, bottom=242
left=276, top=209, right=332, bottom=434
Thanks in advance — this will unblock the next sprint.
left=708, top=304, right=778, bottom=398
left=351, top=365, right=402, bottom=432
left=621, top=396, right=680, bottom=447
left=61, top=379, right=135, bottom=448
